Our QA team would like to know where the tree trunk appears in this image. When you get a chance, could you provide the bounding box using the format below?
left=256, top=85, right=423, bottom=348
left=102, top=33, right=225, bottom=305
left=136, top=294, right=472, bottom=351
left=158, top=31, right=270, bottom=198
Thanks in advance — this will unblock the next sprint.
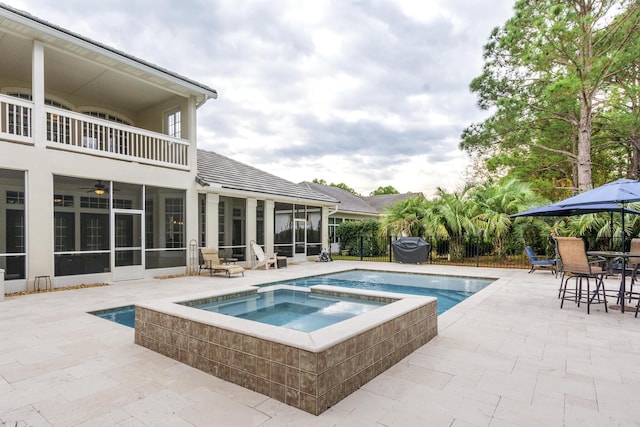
left=576, top=101, right=593, bottom=191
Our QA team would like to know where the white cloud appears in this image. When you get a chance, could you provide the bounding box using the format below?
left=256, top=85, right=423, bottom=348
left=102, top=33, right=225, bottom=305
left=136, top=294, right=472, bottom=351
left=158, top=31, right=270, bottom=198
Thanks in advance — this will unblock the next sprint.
left=12, top=0, right=516, bottom=197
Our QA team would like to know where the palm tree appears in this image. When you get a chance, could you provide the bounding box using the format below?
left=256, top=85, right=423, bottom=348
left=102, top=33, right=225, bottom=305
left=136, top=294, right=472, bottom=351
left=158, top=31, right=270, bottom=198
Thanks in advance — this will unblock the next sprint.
left=379, top=196, right=429, bottom=237
left=423, top=186, right=476, bottom=260
left=471, top=179, right=543, bottom=258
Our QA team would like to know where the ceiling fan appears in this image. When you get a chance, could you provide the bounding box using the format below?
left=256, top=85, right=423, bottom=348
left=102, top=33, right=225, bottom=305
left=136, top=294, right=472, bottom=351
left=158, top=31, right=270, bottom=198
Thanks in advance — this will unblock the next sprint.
left=79, top=180, right=118, bottom=195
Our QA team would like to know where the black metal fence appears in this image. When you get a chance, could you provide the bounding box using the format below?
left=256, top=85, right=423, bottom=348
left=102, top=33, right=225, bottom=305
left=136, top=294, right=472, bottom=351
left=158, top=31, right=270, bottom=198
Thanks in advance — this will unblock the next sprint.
left=329, top=235, right=631, bottom=269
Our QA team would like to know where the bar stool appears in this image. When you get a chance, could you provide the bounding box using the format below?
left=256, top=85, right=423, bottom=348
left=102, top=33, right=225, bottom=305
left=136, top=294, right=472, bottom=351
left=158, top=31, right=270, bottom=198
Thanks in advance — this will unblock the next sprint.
left=34, top=275, right=52, bottom=291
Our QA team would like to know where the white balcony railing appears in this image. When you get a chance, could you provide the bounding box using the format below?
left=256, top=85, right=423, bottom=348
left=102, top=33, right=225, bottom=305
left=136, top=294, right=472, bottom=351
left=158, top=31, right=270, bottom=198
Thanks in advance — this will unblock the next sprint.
left=0, top=94, right=32, bottom=144
left=1, top=94, right=190, bottom=169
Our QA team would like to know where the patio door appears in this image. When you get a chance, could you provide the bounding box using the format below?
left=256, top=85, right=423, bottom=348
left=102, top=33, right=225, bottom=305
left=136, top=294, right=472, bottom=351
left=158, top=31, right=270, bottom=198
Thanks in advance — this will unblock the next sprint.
left=112, top=210, right=144, bottom=281
left=294, top=218, right=307, bottom=262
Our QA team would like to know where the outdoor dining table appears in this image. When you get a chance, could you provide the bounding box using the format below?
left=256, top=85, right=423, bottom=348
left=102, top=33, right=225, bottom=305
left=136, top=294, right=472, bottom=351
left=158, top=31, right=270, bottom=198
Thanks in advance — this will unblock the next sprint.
left=587, top=250, right=640, bottom=313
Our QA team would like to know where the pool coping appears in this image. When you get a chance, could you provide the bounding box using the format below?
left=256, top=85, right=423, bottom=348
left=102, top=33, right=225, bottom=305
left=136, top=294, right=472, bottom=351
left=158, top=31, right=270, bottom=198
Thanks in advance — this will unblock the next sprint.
left=134, top=282, right=438, bottom=415
left=135, top=284, right=436, bottom=353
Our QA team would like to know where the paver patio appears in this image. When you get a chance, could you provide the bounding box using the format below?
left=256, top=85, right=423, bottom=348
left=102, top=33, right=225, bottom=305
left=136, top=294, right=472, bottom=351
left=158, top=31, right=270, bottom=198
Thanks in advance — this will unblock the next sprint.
left=1, top=261, right=638, bottom=426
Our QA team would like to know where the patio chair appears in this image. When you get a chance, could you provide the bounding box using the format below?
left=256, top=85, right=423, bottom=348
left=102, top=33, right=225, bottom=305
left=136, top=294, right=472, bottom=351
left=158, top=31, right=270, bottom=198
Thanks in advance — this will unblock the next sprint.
left=250, top=241, right=277, bottom=270
left=626, top=238, right=640, bottom=304
left=525, top=246, right=557, bottom=276
left=199, top=248, right=245, bottom=278
left=556, top=237, right=607, bottom=314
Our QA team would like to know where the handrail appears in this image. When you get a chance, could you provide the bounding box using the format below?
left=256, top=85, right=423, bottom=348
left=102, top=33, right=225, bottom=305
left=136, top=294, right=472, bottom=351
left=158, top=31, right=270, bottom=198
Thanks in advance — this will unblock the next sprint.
left=0, top=94, right=190, bottom=169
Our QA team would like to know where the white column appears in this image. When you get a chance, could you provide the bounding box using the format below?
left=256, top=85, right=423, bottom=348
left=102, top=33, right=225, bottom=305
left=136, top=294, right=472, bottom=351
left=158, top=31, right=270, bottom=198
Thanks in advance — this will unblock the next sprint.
left=264, top=200, right=275, bottom=254
left=32, top=40, right=46, bottom=148
left=321, top=206, right=330, bottom=252
left=205, top=193, right=219, bottom=248
left=246, top=198, right=257, bottom=246
left=187, top=95, right=198, bottom=169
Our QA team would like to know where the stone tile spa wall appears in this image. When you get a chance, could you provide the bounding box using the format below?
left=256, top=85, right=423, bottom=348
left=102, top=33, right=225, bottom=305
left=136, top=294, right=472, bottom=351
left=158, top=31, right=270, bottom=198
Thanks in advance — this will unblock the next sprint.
left=134, top=290, right=437, bottom=415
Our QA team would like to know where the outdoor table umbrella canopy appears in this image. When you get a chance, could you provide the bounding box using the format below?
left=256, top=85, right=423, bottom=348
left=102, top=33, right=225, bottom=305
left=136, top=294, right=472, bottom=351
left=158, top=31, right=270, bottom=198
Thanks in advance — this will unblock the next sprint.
left=552, top=179, right=640, bottom=313
left=510, top=202, right=640, bottom=218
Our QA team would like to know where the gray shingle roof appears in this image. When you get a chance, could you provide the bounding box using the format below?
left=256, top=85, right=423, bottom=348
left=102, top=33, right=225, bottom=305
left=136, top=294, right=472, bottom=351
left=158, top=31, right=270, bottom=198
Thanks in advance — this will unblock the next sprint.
left=301, top=182, right=379, bottom=215
left=197, top=150, right=337, bottom=203
left=363, top=193, right=424, bottom=213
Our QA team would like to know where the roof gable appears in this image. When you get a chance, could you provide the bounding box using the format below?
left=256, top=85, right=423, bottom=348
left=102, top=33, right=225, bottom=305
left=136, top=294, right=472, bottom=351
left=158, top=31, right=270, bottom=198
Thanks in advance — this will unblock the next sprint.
left=197, top=150, right=337, bottom=204
left=301, top=182, right=378, bottom=215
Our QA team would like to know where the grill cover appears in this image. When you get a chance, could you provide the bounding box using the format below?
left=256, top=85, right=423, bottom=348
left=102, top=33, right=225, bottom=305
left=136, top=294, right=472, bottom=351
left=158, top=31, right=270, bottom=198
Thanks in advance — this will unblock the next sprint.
left=392, top=237, right=431, bottom=263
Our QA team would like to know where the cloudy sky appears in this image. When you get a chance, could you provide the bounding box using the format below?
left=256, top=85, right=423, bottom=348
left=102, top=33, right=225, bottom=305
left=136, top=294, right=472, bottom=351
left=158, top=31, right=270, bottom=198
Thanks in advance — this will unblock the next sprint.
left=13, top=0, right=515, bottom=197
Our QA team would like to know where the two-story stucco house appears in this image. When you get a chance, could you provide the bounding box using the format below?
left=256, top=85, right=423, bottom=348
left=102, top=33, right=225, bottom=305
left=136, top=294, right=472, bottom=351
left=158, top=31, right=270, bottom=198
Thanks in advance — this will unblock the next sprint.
left=0, top=4, right=336, bottom=293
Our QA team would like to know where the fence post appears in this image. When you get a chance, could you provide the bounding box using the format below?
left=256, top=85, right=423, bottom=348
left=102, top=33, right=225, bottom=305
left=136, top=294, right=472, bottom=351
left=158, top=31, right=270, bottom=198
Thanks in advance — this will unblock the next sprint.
left=389, top=235, right=392, bottom=263
left=475, top=235, right=480, bottom=267
left=360, top=235, right=364, bottom=260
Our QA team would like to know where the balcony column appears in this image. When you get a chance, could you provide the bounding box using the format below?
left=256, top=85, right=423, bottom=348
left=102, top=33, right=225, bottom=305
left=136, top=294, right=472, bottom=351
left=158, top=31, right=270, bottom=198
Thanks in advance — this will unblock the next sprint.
left=264, top=200, right=275, bottom=255
left=321, top=206, right=330, bottom=252
left=246, top=198, right=257, bottom=248
left=32, top=40, right=46, bottom=148
left=188, top=95, right=197, bottom=169
left=205, top=193, right=219, bottom=249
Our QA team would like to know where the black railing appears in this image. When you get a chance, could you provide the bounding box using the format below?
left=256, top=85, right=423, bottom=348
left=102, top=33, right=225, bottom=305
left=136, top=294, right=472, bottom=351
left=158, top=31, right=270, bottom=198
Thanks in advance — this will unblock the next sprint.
left=330, top=234, right=633, bottom=269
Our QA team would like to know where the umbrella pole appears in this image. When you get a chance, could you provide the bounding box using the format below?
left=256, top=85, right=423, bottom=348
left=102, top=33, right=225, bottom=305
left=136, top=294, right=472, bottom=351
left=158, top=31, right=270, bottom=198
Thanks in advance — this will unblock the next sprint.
left=621, top=206, right=626, bottom=313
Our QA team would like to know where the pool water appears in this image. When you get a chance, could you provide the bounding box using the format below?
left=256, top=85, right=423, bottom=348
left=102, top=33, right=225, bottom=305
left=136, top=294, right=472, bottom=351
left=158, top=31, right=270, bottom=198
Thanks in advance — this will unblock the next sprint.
left=92, top=270, right=494, bottom=328
left=90, top=305, right=135, bottom=328
left=183, top=289, right=386, bottom=332
left=260, top=270, right=494, bottom=315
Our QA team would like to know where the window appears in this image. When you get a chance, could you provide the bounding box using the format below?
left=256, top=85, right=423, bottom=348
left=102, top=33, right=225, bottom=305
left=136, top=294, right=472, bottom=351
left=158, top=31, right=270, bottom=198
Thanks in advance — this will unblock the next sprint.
left=53, top=195, right=74, bottom=207
left=6, top=191, right=24, bottom=205
left=165, top=198, right=184, bottom=248
left=54, top=212, right=75, bottom=251
left=80, top=214, right=109, bottom=251
left=82, top=111, right=131, bottom=125
left=165, top=109, right=181, bottom=138
left=80, top=196, right=109, bottom=209
left=199, top=194, right=206, bottom=247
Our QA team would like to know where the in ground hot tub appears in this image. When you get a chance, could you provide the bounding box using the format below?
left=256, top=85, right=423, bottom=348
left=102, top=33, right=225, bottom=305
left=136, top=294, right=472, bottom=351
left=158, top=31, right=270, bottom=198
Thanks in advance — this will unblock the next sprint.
left=134, top=285, right=437, bottom=415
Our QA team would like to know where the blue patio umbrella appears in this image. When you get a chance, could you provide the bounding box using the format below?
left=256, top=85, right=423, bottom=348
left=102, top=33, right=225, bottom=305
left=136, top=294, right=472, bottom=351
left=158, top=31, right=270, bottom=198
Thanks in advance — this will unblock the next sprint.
left=553, top=178, right=640, bottom=313
left=510, top=202, right=640, bottom=218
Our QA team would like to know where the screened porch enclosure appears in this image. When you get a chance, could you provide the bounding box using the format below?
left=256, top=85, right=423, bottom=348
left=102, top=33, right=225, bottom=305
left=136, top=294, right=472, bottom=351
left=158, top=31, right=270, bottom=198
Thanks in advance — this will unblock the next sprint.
left=274, top=202, right=322, bottom=259
left=53, top=176, right=187, bottom=277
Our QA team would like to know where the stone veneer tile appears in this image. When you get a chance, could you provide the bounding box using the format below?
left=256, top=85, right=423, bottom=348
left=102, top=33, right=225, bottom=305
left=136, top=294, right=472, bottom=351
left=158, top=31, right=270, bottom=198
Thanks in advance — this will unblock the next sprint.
left=285, top=387, right=300, bottom=408
left=256, top=338, right=271, bottom=359
left=271, top=362, right=285, bottom=385
left=256, top=357, right=270, bottom=379
left=271, top=343, right=286, bottom=364
left=271, top=382, right=286, bottom=402
left=256, top=377, right=270, bottom=396
left=243, top=353, right=257, bottom=374
left=285, top=367, right=300, bottom=389
left=299, top=350, right=317, bottom=374
left=300, top=392, right=317, bottom=415
left=135, top=298, right=438, bottom=416
left=242, top=335, right=257, bottom=354
left=299, top=371, right=317, bottom=395
left=285, top=346, right=299, bottom=368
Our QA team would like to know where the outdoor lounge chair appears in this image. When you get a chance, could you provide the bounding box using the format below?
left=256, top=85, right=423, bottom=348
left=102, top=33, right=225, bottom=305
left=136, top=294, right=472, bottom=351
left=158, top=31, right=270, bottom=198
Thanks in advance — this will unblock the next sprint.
left=525, top=246, right=557, bottom=276
left=199, top=248, right=245, bottom=278
left=250, top=241, right=277, bottom=270
left=556, top=237, right=607, bottom=314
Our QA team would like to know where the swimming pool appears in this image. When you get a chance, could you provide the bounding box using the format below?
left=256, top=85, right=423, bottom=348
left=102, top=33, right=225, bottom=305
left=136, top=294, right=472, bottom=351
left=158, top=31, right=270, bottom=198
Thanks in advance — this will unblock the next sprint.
left=260, top=270, right=494, bottom=315
left=90, top=305, right=135, bottom=327
left=135, top=284, right=437, bottom=415
left=181, top=288, right=386, bottom=332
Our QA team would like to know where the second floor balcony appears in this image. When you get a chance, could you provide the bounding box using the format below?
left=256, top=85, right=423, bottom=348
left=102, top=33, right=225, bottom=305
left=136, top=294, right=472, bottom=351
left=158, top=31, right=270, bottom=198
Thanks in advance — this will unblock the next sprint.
left=1, top=93, right=190, bottom=169
left=0, top=6, right=217, bottom=171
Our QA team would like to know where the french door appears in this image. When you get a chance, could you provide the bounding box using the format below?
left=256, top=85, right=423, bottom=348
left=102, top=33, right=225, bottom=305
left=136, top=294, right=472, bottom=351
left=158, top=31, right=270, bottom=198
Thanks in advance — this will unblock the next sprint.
left=112, top=210, right=144, bottom=281
left=294, top=218, right=307, bottom=262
